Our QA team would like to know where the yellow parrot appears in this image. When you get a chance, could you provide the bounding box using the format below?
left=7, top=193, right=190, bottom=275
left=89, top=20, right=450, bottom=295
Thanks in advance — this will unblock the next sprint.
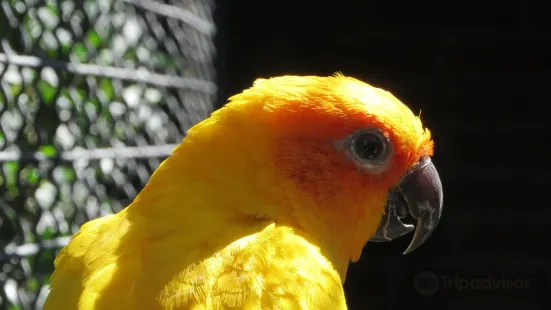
left=44, top=74, right=443, bottom=310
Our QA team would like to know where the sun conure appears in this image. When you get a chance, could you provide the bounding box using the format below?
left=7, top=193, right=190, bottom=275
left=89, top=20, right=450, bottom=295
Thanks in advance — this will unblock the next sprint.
left=44, top=74, right=443, bottom=310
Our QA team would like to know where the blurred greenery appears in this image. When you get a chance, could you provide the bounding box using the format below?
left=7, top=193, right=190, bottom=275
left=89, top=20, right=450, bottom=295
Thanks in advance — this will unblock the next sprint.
left=1, top=0, right=214, bottom=308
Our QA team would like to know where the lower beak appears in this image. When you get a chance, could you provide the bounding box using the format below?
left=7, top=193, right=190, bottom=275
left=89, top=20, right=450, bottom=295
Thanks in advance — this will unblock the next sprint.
left=369, top=156, right=443, bottom=254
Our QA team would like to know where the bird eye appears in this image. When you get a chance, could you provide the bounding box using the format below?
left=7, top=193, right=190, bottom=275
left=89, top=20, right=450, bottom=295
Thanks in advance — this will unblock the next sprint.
left=349, top=130, right=389, bottom=165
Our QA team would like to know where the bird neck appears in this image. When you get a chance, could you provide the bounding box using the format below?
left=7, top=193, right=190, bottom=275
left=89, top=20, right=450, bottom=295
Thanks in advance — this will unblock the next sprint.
left=127, top=137, right=353, bottom=282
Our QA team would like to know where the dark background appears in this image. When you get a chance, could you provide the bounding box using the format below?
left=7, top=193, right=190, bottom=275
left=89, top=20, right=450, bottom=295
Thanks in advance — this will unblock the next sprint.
left=214, top=1, right=549, bottom=309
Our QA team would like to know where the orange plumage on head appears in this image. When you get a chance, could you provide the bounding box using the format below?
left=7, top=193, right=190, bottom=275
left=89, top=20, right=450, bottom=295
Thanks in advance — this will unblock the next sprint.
left=196, top=74, right=435, bottom=267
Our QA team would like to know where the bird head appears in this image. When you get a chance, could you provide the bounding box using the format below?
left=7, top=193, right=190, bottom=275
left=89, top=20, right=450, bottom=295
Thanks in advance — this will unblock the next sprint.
left=152, top=74, right=443, bottom=276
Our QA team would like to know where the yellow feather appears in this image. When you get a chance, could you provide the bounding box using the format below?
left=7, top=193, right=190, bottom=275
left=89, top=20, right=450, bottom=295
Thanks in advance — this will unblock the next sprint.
left=45, top=213, right=345, bottom=309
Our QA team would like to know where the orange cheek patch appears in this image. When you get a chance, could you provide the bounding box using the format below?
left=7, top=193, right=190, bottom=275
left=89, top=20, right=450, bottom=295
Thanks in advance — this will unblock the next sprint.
left=273, top=136, right=373, bottom=211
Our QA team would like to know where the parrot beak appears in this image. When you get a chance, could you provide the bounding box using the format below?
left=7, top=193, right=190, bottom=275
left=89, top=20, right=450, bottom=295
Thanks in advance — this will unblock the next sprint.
left=369, top=156, right=443, bottom=254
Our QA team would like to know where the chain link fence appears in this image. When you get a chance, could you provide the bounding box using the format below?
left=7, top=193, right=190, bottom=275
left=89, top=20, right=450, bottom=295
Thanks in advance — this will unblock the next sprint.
left=0, top=0, right=217, bottom=308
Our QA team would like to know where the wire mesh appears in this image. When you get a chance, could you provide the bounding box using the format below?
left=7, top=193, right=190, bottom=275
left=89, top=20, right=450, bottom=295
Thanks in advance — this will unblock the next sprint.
left=0, top=0, right=217, bottom=308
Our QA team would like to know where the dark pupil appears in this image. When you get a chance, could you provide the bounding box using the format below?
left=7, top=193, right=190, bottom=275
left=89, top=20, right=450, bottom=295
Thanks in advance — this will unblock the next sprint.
left=354, top=134, right=382, bottom=159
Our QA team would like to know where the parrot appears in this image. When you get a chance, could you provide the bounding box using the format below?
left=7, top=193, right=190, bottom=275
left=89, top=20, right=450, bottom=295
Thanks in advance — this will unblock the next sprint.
left=43, top=74, right=443, bottom=310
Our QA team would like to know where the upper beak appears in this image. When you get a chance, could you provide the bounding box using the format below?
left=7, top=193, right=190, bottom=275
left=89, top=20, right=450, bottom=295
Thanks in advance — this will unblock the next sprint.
left=369, top=156, right=443, bottom=254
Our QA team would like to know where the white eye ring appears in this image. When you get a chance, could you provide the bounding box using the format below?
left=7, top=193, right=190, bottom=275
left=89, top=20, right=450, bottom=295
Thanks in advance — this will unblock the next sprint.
left=346, top=129, right=392, bottom=171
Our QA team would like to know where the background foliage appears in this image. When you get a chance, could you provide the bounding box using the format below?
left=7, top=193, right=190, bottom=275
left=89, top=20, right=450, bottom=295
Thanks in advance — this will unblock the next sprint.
left=0, top=0, right=217, bottom=308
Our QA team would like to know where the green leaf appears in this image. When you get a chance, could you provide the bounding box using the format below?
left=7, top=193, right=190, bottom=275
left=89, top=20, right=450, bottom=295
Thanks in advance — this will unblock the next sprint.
left=26, top=277, right=40, bottom=292
left=46, top=2, right=59, bottom=16
left=20, top=166, right=40, bottom=186
left=71, top=42, right=89, bottom=62
left=26, top=231, right=36, bottom=242
left=99, top=79, right=115, bottom=101
left=10, top=83, right=23, bottom=97
left=86, top=30, right=101, bottom=48
left=40, top=226, right=56, bottom=240
left=4, top=161, right=20, bottom=199
left=123, top=48, right=138, bottom=61
left=4, top=162, right=19, bottom=186
left=61, top=167, right=75, bottom=182
left=46, top=46, right=59, bottom=59
left=40, top=145, right=57, bottom=157
left=37, top=80, right=56, bottom=104
left=28, top=169, right=40, bottom=185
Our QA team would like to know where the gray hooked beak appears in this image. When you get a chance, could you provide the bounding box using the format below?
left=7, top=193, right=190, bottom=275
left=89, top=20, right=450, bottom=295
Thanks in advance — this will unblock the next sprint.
left=369, top=156, right=443, bottom=254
